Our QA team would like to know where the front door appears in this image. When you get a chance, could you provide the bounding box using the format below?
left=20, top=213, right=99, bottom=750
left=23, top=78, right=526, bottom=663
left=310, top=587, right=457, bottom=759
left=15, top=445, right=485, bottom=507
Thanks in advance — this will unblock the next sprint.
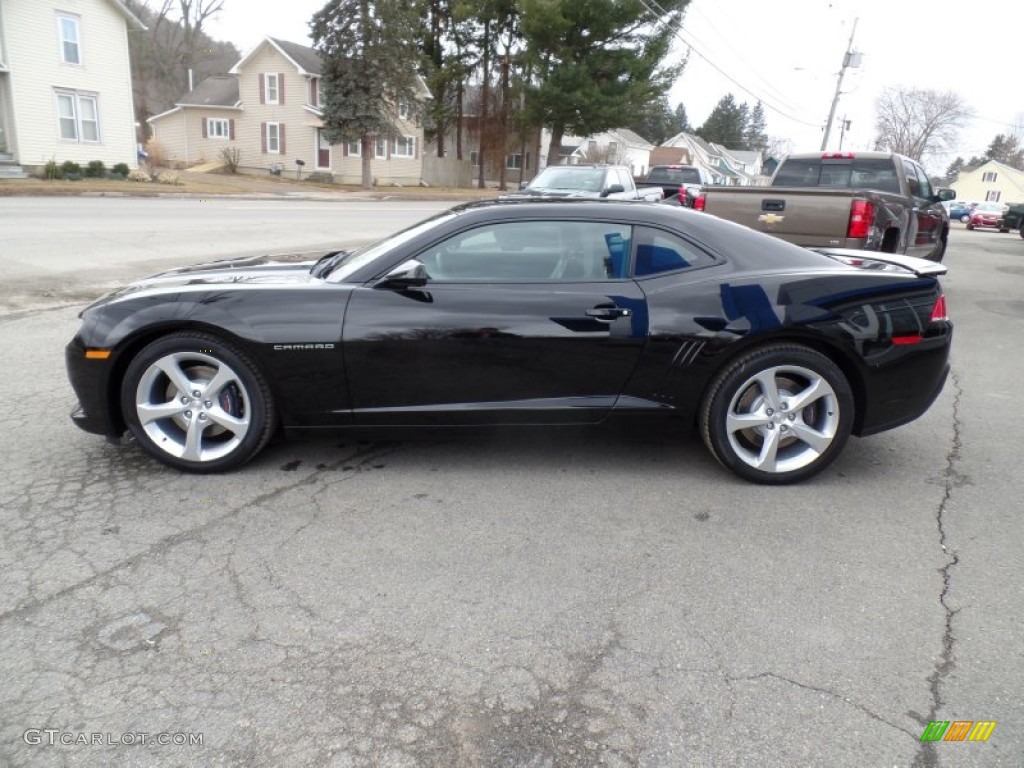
left=342, top=219, right=649, bottom=425
left=316, top=129, right=331, bottom=170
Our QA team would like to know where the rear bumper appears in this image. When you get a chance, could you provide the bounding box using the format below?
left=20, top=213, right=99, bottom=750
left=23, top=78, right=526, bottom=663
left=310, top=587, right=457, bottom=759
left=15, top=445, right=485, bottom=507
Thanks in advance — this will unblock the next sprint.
left=856, top=344, right=951, bottom=437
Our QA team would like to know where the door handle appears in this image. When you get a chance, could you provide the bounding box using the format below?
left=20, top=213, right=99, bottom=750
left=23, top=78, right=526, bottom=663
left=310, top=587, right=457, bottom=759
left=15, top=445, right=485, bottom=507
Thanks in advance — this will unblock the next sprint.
left=586, top=306, right=632, bottom=321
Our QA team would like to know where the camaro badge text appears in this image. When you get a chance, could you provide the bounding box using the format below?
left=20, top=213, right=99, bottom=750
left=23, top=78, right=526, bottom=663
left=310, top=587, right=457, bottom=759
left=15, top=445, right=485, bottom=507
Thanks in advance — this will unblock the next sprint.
left=273, top=343, right=336, bottom=350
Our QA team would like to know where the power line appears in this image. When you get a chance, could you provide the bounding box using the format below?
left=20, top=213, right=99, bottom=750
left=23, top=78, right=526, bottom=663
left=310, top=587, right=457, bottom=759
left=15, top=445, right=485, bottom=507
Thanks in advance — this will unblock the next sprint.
left=639, top=0, right=823, bottom=128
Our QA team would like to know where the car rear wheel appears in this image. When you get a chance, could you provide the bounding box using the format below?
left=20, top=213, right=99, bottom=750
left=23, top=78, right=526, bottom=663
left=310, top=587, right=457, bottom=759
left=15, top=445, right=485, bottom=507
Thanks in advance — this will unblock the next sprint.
left=966, top=223, right=974, bottom=230
left=700, top=344, right=853, bottom=484
left=121, top=332, right=276, bottom=472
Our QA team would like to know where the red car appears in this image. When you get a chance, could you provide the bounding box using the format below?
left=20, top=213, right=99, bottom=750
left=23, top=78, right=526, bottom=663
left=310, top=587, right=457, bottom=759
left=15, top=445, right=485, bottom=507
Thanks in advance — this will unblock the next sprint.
left=967, top=202, right=1008, bottom=231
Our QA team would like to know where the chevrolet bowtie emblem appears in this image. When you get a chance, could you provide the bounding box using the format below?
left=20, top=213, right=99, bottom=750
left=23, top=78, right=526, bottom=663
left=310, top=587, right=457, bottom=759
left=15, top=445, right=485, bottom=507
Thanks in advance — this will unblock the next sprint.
left=758, top=213, right=785, bottom=225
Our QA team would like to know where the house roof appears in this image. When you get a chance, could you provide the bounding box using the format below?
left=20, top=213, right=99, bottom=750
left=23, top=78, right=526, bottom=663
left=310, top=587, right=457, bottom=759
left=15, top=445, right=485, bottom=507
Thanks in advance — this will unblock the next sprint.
left=106, top=0, right=147, bottom=31
left=610, top=128, right=653, bottom=147
left=178, top=75, right=241, bottom=108
left=268, top=37, right=323, bottom=76
left=729, top=150, right=763, bottom=166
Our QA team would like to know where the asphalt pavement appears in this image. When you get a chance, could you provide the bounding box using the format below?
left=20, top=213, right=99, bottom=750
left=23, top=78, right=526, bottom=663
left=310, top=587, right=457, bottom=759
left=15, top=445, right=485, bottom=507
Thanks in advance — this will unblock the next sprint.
left=0, top=203, right=1020, bottom=767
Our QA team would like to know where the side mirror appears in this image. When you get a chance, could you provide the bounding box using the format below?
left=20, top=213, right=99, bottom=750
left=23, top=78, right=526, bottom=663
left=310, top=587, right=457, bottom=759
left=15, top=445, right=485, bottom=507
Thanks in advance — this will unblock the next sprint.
left=375, top=259, right=428, bottom=289
left=936, top=188, right=956, bottom=202
left=519, top=180, right=529, bottom=190
left=602, top=184, right=626, bottom=197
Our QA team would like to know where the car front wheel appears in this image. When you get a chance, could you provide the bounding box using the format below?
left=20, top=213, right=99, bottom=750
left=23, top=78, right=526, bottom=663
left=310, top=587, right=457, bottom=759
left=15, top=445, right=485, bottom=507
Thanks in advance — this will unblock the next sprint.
left=700, top=344, right=854, bottom=484
left=121, top=332, right=276, bottom=472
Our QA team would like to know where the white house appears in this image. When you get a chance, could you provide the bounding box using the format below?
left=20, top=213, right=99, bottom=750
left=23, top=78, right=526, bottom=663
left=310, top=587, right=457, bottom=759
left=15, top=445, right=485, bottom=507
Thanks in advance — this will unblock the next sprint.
left=567, top=128, right=654, bottom=177
left=0, top=0, right=145, bottom=176
left=149, top=37, right=431, bottom=185
left=656, top=132, right=761, bottom=186
left=950, top=159, right=1024, bottom=205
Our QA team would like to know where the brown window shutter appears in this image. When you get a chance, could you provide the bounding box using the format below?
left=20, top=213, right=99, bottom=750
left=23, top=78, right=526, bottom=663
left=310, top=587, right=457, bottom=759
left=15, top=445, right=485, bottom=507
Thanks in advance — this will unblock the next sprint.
left=342, top=141, right=348, bottom=157
left=310, top=79, right=317, bottom=107
left=387, top=136, right=392, bottom=160
left=201, top=117, right=208, bottom=138
left=259, top=75, right=265, bottom=104
left=229, top=119, right=235, bottom=140
left=414, top=136, right=418, bottom=159
left=261, top=122, right=267, bottom=153
left=279, top=73, right=285, bottom=105
left=279, top=124, right=286, bottom=155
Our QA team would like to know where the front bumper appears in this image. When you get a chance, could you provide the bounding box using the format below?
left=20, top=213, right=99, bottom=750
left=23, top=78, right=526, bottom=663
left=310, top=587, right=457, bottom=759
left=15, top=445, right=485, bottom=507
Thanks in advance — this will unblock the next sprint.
left=65, top=339, right=121, bottom=437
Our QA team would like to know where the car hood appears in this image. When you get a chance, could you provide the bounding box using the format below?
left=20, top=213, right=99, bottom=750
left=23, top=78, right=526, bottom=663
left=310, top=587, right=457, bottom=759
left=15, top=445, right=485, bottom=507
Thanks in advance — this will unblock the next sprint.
left=81, top=251, right=329, bottom=311
left=500, top=188, right=600, bottom=200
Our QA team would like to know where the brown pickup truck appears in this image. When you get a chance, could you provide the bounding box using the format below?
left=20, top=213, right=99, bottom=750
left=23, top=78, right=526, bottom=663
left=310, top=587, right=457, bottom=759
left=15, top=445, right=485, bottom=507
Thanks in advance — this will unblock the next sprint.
left=700, top=152, right=955, bottom=261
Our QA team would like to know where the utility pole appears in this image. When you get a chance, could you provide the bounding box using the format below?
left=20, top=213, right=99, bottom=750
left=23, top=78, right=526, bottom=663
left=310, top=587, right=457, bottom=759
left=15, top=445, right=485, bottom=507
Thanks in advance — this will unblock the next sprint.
left=821, top=18, right=860, bottom=151
left=838, top=116, right=851, bottom=150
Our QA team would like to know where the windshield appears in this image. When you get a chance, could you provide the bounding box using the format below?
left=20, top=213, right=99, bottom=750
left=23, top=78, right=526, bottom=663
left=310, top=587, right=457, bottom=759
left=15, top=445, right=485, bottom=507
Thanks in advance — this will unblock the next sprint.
left=647, top=167, right=702, bottom=184
left=320, top=211, right=459, bottom=281
left=527, top=167, right=606, bottom=192
left=772, top=157, right=900, bottom=193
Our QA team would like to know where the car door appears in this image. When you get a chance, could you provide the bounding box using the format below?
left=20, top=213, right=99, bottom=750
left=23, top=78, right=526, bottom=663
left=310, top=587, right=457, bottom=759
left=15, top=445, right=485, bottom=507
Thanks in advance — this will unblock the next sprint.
left=342, top=218, right=649, bottom=425
left=904, top=158, right=943, bottom=258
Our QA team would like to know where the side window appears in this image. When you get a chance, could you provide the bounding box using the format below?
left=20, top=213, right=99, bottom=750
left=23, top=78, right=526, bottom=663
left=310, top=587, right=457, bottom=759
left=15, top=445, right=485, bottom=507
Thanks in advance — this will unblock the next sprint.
left=633, top=226, right=717, bottom=277
left=914, top=163, right=933, bottom=199
left=902, top=159, right=921, bottom=198
left=615, top=168, right=632, bottom=190
left=417, top=221, right=632, bottom=282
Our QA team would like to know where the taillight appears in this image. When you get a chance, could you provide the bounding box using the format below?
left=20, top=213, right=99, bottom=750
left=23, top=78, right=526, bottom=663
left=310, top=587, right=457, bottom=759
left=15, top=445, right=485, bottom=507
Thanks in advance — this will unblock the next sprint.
left=823, top=152, right=855, bottom=159
left=678, top=186, right=686, bottom=203
left=930, top=294, right=948, bottom=322
left=693, top=193, right=706, bottom=211
left=848, top=199, right=874, bottom=239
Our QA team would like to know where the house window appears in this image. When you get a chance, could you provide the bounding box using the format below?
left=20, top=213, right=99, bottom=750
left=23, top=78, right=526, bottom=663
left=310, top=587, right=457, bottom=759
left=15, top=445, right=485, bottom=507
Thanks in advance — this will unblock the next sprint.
left=608, top=141, right=618, bottom=154
left=310, top=77, right=320, bottom=108
left=58, top=14, right=81, bottom=65
left=207, top=118, right=229, bottom=139
left=266, top=122, right=281, bottom=153
left=506, top=153, right=523, bottom=170
left=374, top=137, right=388, bottom=158
left=347, top=140, right=361, bottom=157
left=588, top=140, right=597, bottom=151
left=264, top=73, right=279, bottom=104
left=393, top=136, right=415, bottom=157
left=982, top=171, right=998, bottom=182
left=470, top=150, right=479, bottom=166
left=398, top=101, right=410, bottom=120
left=56, top=91, right=99, bottom=142
left=986, top=190, right=1001, bottom=202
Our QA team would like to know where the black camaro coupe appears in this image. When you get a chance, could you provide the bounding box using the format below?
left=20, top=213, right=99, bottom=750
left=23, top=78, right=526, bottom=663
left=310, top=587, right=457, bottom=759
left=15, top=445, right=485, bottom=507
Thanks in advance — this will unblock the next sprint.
left=66, top=200, right=951, bottom=484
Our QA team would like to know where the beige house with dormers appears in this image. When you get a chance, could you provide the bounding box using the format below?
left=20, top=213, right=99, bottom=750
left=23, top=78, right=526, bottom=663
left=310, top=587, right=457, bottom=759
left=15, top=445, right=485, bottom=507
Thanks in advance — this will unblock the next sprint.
left=950, top=159, right=1024, bottom=206
left=148, top=36, right=428, bottom=185
left=0, top=0, right=144, bottom=177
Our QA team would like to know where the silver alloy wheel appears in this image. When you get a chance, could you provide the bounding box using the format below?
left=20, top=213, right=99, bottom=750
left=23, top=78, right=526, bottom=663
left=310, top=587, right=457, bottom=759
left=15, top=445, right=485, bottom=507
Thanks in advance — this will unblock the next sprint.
left=725, top=364, right=840, bottom=474
left=134, top=351, right=251, bottom=463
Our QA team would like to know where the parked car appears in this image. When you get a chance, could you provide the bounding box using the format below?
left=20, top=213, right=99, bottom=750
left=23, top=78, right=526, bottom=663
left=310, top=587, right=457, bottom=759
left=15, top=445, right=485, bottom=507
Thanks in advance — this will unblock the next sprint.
left=66, top=200, right=952, bottom=485
left=943, top=200, right=973, bottom=222
left=502, top=165, right=662, bottom=201
left=700, top=152, right=954, bottom=261
left=636, top=164, right=712, bottom=207
left=966, top=202, right=1008, bottom=231
left=999, top=202, right=1024, bottom=233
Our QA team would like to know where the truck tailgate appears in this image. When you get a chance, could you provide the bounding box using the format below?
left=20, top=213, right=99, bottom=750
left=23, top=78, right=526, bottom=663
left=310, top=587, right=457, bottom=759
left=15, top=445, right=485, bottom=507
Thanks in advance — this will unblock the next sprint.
left=704, top=188, right=859, bottom=248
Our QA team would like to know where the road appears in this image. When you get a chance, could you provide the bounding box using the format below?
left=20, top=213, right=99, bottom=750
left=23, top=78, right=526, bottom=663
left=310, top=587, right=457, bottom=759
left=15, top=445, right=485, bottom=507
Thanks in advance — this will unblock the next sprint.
left=0, top=200, right=1021, bottom=767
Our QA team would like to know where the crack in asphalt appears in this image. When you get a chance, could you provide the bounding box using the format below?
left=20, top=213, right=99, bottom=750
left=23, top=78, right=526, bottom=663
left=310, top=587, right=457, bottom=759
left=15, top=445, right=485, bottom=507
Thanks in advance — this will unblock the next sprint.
left=0, top=443, right=404, bottom=626
left=729, top=672, right=919, bottom=740
left=911, top=370, right=964, bottom=768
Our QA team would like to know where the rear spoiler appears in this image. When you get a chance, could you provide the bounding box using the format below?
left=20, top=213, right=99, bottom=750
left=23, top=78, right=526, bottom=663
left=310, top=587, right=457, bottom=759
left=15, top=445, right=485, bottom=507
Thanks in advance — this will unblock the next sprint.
left=810, top=247, right=947, bottom=277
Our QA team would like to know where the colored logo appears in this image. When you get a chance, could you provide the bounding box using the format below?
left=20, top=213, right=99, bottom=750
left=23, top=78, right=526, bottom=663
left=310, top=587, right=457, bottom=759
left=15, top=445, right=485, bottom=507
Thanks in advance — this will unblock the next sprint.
left=920, top=721, right=996, bottom=742
left=758, top=213, right=785, bottom=225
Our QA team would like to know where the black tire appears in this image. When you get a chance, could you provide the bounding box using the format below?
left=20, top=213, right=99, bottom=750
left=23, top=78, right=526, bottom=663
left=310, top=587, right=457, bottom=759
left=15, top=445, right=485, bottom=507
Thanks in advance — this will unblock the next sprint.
left=966, top=223, right=974, bottom=230
left=121, top=331, right=276, bottom=472
left=699, top=344, right=854, bottom=484
left=1019, top=225, right=1024, bottom=240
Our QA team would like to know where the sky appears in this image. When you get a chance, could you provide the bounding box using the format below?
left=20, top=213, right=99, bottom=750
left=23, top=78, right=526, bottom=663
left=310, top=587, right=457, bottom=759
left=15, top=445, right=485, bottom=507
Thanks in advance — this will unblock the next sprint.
left=203, top=0, right=1022, bottom=172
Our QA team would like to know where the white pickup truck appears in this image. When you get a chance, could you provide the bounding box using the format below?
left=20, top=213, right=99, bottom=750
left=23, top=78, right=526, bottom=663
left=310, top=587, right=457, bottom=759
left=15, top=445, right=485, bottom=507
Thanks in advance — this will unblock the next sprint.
left=502, top=164, right=663, bottom=202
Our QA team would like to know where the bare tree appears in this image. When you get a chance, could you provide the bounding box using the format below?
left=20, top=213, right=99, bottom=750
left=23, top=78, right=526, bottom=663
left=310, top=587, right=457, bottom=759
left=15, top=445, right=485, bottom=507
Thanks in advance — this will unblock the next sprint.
left=872, top=87, right=972, bottom=162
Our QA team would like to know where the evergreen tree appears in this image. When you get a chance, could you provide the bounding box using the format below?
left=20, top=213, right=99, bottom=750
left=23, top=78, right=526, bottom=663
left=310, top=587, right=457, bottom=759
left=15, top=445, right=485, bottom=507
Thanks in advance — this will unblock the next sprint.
left=312, top=0, right=421, bottom=189
left=696, top=94, right=746, bottom=147
left=984, top=133, right=1024, bottom=168
left=944, top=157, right=964, bottom=182
left=673, top=102, right=693, bottom=134
left=520, top=0, right=689, bottom=167
left=744, top=102, right=768, bottom=152
left=628, top=94, right=675, bottom=145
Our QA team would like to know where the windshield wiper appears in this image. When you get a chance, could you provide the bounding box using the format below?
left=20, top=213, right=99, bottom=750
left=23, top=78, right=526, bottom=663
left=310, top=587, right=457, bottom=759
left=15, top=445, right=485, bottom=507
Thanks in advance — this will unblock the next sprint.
left=310, top=249, right=350, bottom=279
